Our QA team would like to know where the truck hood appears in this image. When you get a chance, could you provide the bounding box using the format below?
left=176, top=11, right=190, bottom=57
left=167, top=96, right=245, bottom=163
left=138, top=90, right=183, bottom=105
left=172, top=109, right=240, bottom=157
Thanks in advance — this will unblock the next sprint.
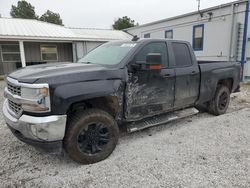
left=8, top=62, right=125, bottom=84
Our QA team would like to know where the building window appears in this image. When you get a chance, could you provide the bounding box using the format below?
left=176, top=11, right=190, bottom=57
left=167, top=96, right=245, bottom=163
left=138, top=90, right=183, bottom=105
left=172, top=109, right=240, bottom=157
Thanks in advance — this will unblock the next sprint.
left=40, top=45, right=58, bottom=61
left=144, top=33, right=150, bottom=38
left=193, top=24, right=204, bottom=51
left=165, top=30, right=173, bottom=39
left=1, top=44, right=21, bottom=62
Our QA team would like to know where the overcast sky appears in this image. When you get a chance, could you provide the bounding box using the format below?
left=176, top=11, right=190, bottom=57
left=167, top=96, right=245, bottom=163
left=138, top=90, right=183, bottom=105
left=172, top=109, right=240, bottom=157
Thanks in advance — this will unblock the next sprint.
left=0, top=0, right=236, bottom=29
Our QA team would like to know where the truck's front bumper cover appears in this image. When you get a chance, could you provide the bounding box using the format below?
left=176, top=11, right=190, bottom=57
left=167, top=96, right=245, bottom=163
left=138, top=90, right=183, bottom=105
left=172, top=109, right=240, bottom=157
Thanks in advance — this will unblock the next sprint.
left=3, top=99, right=67, bottom=152
left=7, top=125, right=63, bottom=153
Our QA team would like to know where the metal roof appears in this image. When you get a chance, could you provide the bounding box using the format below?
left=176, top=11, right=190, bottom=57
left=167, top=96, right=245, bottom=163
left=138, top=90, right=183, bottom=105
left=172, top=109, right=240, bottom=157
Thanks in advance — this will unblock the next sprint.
left=70, top=28, right=132, bottom=41
left=125, top=0, right=247, bottom=31
left=0, top=18, right=132, bottom=41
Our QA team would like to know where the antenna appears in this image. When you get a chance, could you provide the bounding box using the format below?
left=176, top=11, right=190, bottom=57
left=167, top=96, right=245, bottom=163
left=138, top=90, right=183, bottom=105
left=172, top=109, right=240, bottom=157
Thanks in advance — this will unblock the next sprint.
left=197, top=0, right=203, bottom=17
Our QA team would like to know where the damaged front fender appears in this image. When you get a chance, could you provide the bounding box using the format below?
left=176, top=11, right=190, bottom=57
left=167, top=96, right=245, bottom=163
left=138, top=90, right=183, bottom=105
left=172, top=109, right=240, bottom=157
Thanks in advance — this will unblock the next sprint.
left=51, top=79, right=124, bottom=116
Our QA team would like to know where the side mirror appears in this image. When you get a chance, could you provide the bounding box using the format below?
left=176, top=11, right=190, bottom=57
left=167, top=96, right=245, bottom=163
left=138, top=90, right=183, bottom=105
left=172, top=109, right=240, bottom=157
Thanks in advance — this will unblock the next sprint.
left=146, top=53, right=162, bottom=64
left=130, top=53, right=162, bottom=71
left=145, top=53, right=162, bottom=70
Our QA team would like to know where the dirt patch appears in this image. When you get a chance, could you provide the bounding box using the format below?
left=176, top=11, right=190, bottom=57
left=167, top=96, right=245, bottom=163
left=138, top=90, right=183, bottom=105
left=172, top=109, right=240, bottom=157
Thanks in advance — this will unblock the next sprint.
left=229, top=84, right=250, bottom=112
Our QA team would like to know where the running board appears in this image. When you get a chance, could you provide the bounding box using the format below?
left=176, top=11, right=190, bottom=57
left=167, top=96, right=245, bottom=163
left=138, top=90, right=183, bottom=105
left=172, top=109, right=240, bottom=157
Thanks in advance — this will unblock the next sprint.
left=127, top=108, right=199, bottom=133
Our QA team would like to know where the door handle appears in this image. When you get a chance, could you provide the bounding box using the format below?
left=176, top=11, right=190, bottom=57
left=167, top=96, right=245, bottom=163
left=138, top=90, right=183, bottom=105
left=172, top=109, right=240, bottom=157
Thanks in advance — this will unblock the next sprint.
left=162, top=74, right=171, bottom=78
left=190, top=71, right=197, bottom=75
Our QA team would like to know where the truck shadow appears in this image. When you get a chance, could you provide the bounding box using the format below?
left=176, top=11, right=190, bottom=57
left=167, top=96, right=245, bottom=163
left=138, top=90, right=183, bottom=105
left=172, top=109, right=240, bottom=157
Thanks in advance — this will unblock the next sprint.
left=2, top=111, right=214, bottom=170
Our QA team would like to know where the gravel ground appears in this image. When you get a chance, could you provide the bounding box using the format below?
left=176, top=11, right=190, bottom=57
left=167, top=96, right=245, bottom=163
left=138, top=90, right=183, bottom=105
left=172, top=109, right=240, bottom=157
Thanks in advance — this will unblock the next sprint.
left=0, top=81, right=250, bottom=188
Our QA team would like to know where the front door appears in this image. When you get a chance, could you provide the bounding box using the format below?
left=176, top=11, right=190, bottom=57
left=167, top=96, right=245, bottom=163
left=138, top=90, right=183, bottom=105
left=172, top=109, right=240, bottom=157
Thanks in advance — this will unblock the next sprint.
left=125, top=42, right=175, bottom=121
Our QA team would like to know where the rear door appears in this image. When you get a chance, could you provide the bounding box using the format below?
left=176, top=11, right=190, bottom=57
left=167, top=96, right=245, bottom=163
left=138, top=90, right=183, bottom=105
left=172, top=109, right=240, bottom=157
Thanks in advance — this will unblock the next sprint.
left=125, top=42, right=175, bottom=121
left=171, top=42, right=200, bottom=108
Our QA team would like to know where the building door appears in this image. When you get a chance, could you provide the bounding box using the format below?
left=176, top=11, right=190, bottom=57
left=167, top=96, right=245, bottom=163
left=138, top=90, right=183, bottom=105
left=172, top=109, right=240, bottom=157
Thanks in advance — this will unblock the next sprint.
left=244, top=41, right=250, bottom=80
left=0, top=46, right=4, bottom=75
left=0, top=62, right=3, bottom=75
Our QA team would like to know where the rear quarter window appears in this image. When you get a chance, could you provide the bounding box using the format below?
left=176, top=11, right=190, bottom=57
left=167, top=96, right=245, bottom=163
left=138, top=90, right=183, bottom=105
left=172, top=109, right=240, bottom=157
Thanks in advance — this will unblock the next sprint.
left=172, top=42, right=192, bottom=67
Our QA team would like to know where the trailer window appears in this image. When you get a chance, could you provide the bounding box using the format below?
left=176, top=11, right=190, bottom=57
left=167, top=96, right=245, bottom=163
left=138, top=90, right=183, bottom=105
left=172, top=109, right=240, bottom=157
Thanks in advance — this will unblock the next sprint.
left=193, top=24, right=204, bottom=51
left=172, top=42, right=192, bottom=67
left=165, top=30, right=173, bottom=39
left=144, top=33, right=150, bottom=38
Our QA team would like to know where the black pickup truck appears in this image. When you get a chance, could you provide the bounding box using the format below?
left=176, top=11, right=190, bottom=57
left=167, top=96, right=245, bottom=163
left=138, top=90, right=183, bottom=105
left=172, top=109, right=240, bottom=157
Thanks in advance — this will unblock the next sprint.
left=3, top=39, right=241, bottom=164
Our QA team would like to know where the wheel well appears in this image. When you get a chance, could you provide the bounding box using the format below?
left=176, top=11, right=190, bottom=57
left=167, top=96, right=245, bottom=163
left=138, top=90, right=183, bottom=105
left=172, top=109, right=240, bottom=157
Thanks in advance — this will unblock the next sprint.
left=217, top=78, right=233, bottom=92
left=67, top=96, right=120, bottom=118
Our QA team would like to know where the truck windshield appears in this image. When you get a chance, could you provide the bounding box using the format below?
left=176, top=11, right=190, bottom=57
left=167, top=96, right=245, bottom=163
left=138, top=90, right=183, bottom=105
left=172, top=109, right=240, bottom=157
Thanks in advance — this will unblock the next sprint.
left=78, top=42, right=137, bottom=65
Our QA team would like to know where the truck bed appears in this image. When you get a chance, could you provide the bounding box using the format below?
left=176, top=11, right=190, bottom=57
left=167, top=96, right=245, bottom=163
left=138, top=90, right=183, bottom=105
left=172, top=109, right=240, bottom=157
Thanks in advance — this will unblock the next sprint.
left=197, top=61, right=241, bottom=105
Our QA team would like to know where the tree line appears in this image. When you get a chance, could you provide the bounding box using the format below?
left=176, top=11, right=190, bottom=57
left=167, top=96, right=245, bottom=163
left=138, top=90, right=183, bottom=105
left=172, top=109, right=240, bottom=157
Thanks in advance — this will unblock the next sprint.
left=10, top=1, right=63, bottom=25
left=10, top=0, right=138, bottom=29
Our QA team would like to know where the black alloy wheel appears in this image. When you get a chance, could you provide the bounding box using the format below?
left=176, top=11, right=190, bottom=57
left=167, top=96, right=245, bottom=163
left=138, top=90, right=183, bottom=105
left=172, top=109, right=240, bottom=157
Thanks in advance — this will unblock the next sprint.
left=64, top=109, right=119, bottom=164
left=209, top=85, right=230, bottom=116
left=218, top=91, right=229, bottom=111
left=77, top=123, right=110, bottom=155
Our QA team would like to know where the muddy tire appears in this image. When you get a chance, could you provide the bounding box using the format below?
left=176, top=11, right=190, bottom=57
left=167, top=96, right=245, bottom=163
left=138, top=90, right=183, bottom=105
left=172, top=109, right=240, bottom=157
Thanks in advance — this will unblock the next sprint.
left=209, top=85, right=230, bottom=116
left=64, top=109, right=119, bottom=164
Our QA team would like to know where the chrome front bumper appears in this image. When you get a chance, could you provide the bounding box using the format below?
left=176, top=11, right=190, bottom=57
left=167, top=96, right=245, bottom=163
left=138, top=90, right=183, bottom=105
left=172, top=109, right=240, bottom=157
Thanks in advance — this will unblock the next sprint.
left=3, top=99, right=67, bottom=142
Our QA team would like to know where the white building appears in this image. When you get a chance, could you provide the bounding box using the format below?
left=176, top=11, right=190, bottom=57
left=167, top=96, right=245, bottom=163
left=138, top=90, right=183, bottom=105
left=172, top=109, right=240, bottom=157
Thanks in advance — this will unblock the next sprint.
left=0, top=18, right=132, bottom=75
left=125, top=0, right=250, bottom=81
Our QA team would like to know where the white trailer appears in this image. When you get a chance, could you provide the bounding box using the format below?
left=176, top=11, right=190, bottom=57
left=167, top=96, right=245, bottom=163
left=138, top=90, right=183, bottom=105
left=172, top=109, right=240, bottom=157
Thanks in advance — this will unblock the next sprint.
left=125, top=0, right=250, bottom=81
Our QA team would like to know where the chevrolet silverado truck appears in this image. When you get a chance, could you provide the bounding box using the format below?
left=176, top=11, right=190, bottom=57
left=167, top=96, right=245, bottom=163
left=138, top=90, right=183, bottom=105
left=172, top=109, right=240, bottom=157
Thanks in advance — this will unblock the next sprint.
left=3, top=39, right=241, bottom=164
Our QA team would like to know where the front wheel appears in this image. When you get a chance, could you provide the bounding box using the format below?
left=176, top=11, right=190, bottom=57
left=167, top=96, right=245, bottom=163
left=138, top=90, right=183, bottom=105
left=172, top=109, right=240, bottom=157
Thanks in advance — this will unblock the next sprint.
left=209, top=85, right=230, bottom=116
left=64, top=109, right=119, bottom=164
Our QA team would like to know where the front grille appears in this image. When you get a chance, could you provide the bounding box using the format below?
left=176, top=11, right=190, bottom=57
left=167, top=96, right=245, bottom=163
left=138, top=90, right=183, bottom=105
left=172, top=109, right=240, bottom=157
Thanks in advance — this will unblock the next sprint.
left=7, top=83, right=21, bottom=96
left=8, top=100, right=22, bottom=117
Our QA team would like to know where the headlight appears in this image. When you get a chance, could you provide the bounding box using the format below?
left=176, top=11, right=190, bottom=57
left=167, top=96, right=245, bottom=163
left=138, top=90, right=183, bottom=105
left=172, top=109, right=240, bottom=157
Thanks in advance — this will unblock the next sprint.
left=21, top=85, right=50, bottom=112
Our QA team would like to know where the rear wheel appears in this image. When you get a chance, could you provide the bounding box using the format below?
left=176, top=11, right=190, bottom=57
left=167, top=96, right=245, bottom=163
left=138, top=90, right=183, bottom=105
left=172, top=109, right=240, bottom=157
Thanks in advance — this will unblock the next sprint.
left=209, top=85, right=230, bottom=115
left=64, top=109, right=119, bottom=164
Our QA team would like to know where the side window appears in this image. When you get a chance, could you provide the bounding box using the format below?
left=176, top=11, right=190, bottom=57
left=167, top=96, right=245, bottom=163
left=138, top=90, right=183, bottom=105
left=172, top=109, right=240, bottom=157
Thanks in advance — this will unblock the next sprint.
left=193, top=24, right=204, bottom=51
left=135, top=42, right=168, bottom=67
left=40, top=45, right=58, bottom=61
left=165, top=30, right=173, bottom=39
left=144, top=33, right=150, bottom=38
left=1, top=44, right=21, bottom=62
left=172, top=42, right=192, bottom=67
